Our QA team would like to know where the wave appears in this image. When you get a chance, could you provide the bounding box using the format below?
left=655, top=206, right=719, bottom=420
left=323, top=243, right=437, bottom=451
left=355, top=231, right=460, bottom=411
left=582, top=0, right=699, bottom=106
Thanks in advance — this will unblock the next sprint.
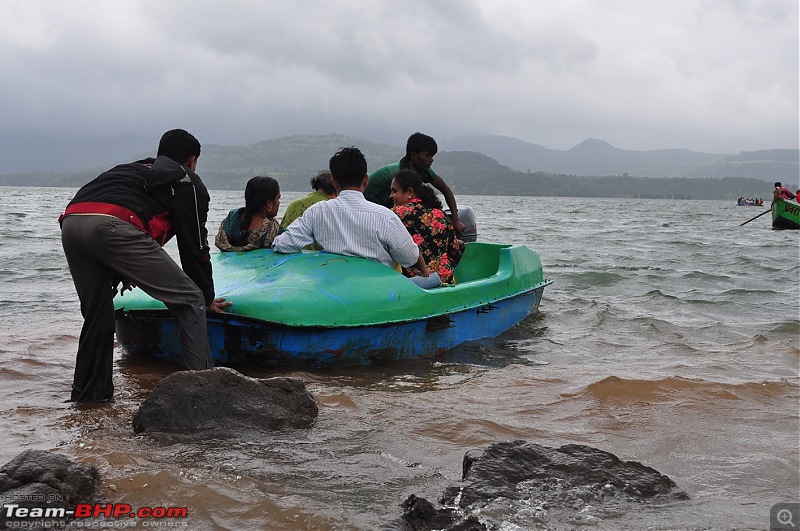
left=771, top=321, right=800, bottom=335
left=565, top=271, right=625, bottom=289
left=562, top=375, right=797, bottom=405
left=679, top=270, right=733, bottom=282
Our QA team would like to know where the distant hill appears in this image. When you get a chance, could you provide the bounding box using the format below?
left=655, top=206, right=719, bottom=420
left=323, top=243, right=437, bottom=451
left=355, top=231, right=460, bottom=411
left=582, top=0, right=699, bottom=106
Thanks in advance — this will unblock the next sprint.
left=193, top=134, right=403, bottom=191
left=428, top=150, right=777, bottom=200
left=0, top=134, right=405, bottom=191
left=0, top=134, right=789, bottom=200
left=441, top=135, right=799, bottom=181
left=0, top=129, right=155, bottom=174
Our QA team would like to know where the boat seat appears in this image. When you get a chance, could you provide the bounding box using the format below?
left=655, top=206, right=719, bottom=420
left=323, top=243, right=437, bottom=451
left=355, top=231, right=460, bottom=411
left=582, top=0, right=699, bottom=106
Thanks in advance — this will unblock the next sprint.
left=453, top=242, right=506, bottom=283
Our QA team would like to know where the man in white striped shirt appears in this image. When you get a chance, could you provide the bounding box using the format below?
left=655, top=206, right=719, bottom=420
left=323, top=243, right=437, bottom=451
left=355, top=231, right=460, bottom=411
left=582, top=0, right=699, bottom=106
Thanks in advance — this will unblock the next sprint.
left=273, top=146, right=439, bottom=286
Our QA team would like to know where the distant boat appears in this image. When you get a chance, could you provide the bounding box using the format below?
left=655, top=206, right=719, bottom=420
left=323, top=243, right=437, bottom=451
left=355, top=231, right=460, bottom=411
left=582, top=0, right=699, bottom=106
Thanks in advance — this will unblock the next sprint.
left=114, top=243, right=552, bottom=367
left=771, top=198, right=800, bottom=230
left=737, top=198, right=763, bottom=206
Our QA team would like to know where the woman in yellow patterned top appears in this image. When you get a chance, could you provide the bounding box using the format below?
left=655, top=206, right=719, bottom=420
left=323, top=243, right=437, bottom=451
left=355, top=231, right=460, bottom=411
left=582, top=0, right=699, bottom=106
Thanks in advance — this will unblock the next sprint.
left=215, top=176, right=282, bottom=252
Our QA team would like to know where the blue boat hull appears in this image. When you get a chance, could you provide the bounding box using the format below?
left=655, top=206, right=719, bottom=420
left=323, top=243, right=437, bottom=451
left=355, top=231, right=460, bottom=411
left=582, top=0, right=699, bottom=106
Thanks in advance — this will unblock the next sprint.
left=115, top=286, right=545, bottom=367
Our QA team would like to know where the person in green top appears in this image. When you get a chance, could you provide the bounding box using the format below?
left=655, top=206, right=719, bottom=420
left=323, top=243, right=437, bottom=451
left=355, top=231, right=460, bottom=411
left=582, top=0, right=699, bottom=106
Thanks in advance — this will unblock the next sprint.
left=280, top=170, right=337, bottom=229
left=365, top=132, right=465, bottom=235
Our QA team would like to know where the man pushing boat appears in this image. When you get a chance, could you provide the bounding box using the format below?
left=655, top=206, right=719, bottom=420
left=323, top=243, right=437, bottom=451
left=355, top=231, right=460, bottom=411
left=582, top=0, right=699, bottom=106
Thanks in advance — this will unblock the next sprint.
left=59, top=129, right=231, bottom=402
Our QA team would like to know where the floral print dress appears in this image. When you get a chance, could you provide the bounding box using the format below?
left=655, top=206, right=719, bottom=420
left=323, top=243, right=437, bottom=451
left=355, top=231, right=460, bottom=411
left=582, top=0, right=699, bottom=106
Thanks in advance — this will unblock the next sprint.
left=392, top=199, right=462, bottom=284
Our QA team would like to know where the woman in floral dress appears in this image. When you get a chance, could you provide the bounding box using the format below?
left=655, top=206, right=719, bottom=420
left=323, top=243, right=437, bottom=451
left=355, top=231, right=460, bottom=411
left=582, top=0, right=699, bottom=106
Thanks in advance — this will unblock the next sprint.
left=390, top=170, right=462, bottom=284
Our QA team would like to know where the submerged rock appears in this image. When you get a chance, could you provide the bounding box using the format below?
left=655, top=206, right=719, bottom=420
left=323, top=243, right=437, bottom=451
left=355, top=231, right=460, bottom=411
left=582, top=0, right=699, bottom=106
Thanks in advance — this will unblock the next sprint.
left=401, top=440, right=689, bottom=530
left=132, top=367, right=318, bottom=434
left=402, top=495, right=487, bottom=531
left=0, top=450, right=101, bottom=528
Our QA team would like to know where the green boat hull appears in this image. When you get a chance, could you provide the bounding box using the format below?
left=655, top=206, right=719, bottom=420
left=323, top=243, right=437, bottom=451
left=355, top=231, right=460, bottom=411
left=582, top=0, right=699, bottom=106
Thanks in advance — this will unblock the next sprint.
left=115, top=243, right=552, bottom=367
left=772, top=199, right=800, bottom=230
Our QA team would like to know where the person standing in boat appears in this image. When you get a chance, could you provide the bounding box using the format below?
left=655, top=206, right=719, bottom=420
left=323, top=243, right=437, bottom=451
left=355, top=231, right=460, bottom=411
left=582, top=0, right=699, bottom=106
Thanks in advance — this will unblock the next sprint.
left=365, top=132, right=465, bottom=235
left=390, top=170, right=461, bottom=285
left=280, top=170, right=337, bottom=229
left=59, top=129, right=231, bottom=402
left=215, top=176, right=282, bottom=252
left=272, top=146, right=435, bottom=286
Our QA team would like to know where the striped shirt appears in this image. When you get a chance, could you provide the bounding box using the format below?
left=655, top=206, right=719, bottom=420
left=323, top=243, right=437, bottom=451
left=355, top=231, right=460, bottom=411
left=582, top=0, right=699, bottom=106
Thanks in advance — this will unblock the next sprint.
left=272, top=190, right=420, bottom=268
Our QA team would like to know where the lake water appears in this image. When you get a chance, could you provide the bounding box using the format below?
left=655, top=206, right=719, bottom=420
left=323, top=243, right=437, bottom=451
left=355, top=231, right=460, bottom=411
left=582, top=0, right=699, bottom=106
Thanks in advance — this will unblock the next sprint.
left=0, top=186, right=797, bottom=530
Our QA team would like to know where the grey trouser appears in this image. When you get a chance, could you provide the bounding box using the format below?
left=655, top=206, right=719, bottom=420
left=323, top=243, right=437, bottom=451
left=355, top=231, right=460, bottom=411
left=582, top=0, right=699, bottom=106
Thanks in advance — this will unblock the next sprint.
left=408, top=272, right=442, bottom=289
left=61, top=215, right=213, bottom=401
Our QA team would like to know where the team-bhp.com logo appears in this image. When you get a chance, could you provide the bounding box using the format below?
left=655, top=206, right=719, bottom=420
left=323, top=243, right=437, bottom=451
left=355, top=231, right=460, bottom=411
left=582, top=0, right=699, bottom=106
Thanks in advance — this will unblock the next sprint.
left=3, top=503, right=188, bottom=527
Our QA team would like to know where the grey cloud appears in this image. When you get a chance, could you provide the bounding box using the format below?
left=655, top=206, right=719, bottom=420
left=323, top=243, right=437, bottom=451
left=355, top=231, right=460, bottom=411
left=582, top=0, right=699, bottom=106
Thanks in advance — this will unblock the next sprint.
left=0, top=0, right=796, bottom=153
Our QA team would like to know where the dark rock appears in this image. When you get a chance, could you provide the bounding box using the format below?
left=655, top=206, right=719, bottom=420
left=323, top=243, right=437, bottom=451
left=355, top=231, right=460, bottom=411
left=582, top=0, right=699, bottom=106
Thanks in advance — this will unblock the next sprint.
left=449, top=440, right=690, bottom=507
left=402, top=494, right=459, bottom=530
left=401, top=440, right=689, bottom=530
left=132, top=367, right=318, bottom=434
left=401, top=495, right=487, bottom=531
left=0, top=450, right=101, bottom=527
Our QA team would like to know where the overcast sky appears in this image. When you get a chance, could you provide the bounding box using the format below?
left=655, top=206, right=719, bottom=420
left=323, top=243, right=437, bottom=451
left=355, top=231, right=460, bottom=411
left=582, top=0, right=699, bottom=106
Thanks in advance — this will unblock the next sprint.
left=1, top=0, right=797, bottom=153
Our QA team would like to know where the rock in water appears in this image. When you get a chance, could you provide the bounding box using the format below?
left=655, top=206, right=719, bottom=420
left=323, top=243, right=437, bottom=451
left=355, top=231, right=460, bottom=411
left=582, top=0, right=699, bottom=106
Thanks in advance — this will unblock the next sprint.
left=132, top=367, right=318, bottom=434
left=401, top=495, right=487, bottom=531
left=0, top=450, right=101, bottom=528
left=401, top=440, right=689, bottom=530
left=451, top=440, right=690, bottom=506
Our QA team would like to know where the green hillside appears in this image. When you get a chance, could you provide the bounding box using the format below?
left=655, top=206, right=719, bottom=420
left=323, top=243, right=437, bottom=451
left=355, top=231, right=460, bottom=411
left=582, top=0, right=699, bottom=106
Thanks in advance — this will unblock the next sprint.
left=0, top=134, right=786, bottom=200
left=443, top=135, right=799, bottom=181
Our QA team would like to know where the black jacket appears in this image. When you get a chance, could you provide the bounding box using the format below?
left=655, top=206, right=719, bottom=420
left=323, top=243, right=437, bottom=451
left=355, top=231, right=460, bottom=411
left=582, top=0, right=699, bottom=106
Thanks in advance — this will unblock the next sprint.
left=65, top=156, right=215, bottom=305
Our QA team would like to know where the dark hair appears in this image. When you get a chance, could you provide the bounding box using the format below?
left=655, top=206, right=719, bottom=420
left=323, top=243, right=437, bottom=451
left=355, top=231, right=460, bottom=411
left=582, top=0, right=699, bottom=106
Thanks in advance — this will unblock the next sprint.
left=232, top=176, right=280, bottom=243
left=406, top=132, right=437, bottom=156
left=157, top=129, right=201, bottom=164
left=775, top=182, right=783, bottom=188
left=392, top=170, right=442, bottom=210
left=245, top=176, right=280, bottom=214
left=224, top=176, right=278, bottom=247
left=329, top=146, right=367, bottom=188
left=310, top=170, right=335, bottom=195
